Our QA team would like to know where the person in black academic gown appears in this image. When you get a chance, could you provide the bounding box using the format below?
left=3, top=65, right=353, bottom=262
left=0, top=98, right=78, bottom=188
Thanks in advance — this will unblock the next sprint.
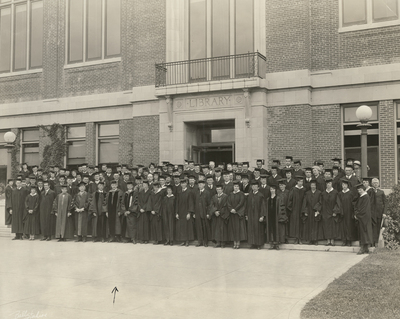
left=266, top=184, right=285, bottom=249
left=150, top=182, right=164, bottom=244
left=194, top=180, right=211, bottom=247
left=245, top=181, right=266, bottom=249
left=354, top=183, right=373, bottom=254
left=24, top=186, right=40, bottom=240
left=137, top=180, right=152, bottom=244
left=89, top=181, right=108, bottom=242
left=227, top=181, right=247, bottom=249
left=39, top=181, right=57, bottom=241
left=209, top=184, right=229, bottom=248
left=5, top=179, right=14, bottom=226
left=301, top=180, right=322, bottom=245
left=175, top=179, right=195, bottom=246
left=121, top=181, right=138, bottom=244
left=287, top=176, right=306, bottom=244
left=161, top=185, right=175, bottom=245
left=317, top=178, right=340, bottom=246
left=10, top=178, right=29, bottom=240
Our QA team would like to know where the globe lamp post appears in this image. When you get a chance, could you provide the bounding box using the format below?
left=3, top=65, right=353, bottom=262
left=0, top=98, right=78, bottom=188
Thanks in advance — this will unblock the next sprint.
left=356, top=105, right=372, bottom=178
left=4, top=131, right=16, bottom=179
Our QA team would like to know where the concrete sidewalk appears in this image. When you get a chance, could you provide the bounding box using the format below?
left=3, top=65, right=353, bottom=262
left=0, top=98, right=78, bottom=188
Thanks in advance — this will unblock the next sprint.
left=0, top=235, right=366, bottom=319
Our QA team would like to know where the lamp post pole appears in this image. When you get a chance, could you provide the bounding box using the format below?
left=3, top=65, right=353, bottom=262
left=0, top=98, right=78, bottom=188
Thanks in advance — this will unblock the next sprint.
left=356, top=105, right=372, bottom=178
left=358, top=122, right=371, bottom=178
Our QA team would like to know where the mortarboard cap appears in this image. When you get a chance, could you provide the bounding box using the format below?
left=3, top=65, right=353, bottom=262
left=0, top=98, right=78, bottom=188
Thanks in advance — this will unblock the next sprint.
left=353, top=160, right=361, bottom=167
left=356, top=183, right=365, bottom=190
left=331, top=157, right=342, bottom=162
left=286, top=156, right=293, bottom=161
left=294, top=159, right=301, bottom=164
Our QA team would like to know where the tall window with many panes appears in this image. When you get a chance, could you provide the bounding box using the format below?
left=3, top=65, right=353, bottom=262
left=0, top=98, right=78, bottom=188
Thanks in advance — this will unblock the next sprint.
left=97, top=122, right=119, bottom=166
left=189, top=0, right=254, bottom=81
left=343, top=103, right=380, bottom=178
left=21, top=128, right=39, bottom=166
left=66, top=125, right=86, bottom=169
left=67, top=0, right=121, bottom=64
left=0, top=0, right=43, bottom=73
left=340, top=0, right=400, bottom=31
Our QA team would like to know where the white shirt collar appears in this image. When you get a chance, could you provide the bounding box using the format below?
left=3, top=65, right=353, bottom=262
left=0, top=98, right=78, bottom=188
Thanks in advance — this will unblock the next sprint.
left=326, top=188, right=334, bottom=193
left=342, top=189, right=350, bottom=193
left=360, top=192, right=368, bottom=197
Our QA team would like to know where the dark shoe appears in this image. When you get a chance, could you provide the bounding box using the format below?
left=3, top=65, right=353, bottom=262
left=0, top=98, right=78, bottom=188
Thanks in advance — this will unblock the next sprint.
left=215, top=243, right=221, bottom=248
left=101, top=238, right=105, bottom=243
left=41, top=237, right=47, bottom=241
left=257, top=246, right=261, bottom=250
left=357, top=249, right=364, bottom=255
left=236, top=245, right=240, bottom=249
left=185, top=241, right=189, bottom=247
left=204, top=243, right=208, bottom=247
left=46, top=237, right=51, bottom=241
left=132, top=240, right=137, bottom=244
left=83, top=237, right=87, bottom=242
left=275, top=245, right=280, bottom=250
left=221, top=243, right=225, bottom=248
left=75, top=236, right=82, bottom=242
left=153, top=241, right=159, bottom=245
left=365, top=249, right=370, bottom=254
left=180, top=242, right=186, bottom=246
left=196, top=242, right=203, bottom=247
left=268, top=245, right=274, bottom=250
left=57, top=238, right=63, bottom=242
left=144, top=241, right=148, bottom=244
left=170, top=242, right=173, bottom=246
left=164, top=241, right=169, bottom=246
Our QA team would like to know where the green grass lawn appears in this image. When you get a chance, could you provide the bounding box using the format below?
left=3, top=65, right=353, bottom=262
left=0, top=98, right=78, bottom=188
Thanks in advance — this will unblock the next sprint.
left=301, top=248, right=400, bottom=319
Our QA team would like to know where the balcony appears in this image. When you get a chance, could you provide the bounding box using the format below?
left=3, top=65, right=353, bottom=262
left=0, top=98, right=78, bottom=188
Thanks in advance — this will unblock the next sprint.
left=155, top=52, right=266, bottom=88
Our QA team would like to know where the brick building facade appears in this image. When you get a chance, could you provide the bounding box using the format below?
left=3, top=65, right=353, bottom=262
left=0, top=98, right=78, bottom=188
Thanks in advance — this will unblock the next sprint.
left=0, top=0, right=399, bottom=190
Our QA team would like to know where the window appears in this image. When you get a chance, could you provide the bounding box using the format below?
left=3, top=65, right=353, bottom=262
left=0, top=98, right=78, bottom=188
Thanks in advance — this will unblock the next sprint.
left=21, top=128, right=39, bottom=166
left=0, top=0, right=43, bottom=73
left=67, top=0, right=121, bottom=64
left=343, top=104, right=379, bottom=178
left=188, top=0, right=254, bottom=81
left=97, top=122, right=119, bottom=165
left=340, top=0, right=400, bottom=31
left=66, top=125, right=86, bottom=168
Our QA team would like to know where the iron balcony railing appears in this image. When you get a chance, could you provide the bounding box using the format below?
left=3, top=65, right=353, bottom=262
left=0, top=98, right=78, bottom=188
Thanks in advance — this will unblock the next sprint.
left=155, top=51, right=266, bottom=87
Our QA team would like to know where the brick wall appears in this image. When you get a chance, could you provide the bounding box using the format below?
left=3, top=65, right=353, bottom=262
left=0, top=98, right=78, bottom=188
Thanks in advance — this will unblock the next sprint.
left=130, top=0, right=166, bottom=88
left=86, top=123, right=96, bottom=165
left=119, top=119, right=134, bottom=165
left=338, top=26, right=400, bottom=69
left=0, top=74, right=42, bottom=103
left=311, top=104, right=342, bottom=166
left=266, top=104, right=313, bottom=168
left=131, top=116, right=159, bottom=165
left=266, top=0, right=311, bottom=73
left=379, top=100, right=396, bottom=188
left=310, top=0, right=339, bottom=71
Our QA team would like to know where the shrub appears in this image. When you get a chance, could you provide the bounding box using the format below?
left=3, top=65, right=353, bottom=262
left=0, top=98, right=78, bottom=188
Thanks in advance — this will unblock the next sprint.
left=383, top=184, right=400, bottom=250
